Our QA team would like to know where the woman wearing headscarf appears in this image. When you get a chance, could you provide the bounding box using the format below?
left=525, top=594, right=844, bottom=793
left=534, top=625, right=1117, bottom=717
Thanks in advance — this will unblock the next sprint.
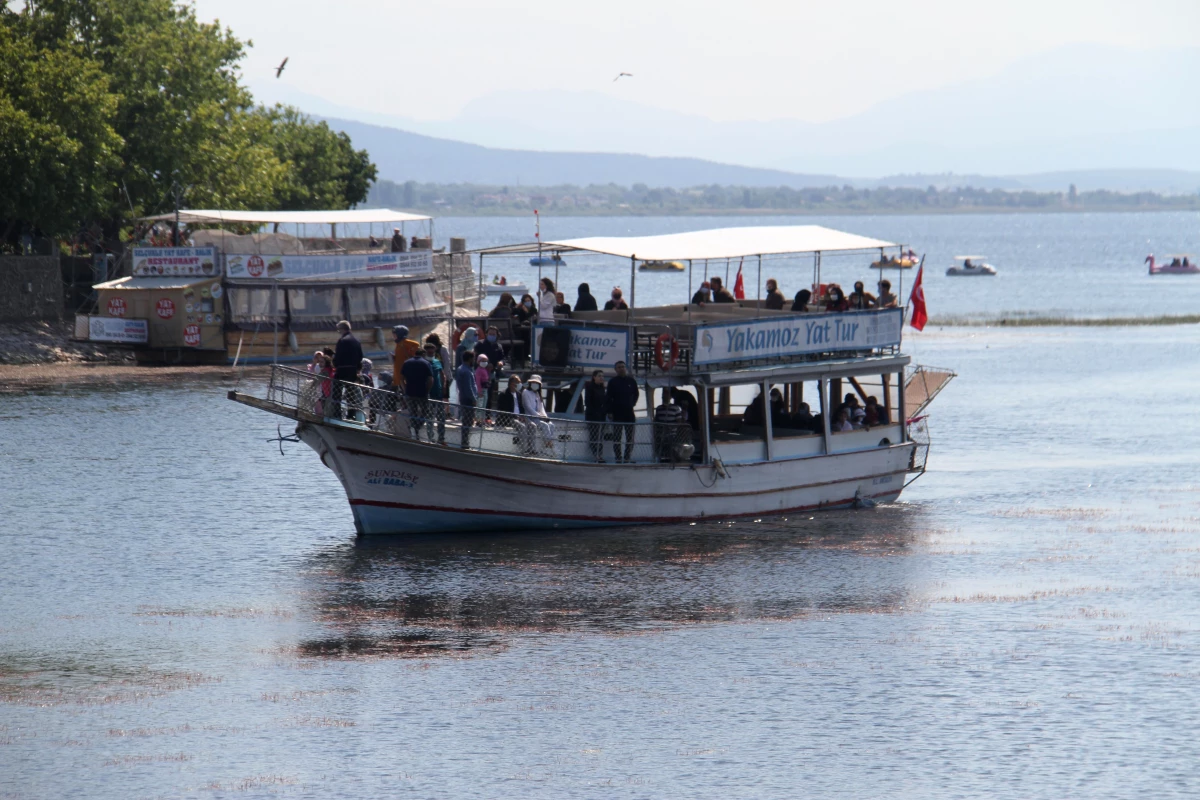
left=791, top=289, right=811, bottom=312
left=574, top=283, right=599, bottom=312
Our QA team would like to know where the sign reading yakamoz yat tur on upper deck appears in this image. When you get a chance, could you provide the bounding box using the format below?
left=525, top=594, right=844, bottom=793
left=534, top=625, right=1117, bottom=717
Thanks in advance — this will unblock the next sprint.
left=693, top=308, right=903, bottom=366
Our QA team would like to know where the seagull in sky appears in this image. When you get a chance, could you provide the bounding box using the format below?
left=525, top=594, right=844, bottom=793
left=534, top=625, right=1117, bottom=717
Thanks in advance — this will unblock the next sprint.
left=613, top=72, right=633, bottom=82
left=275, top=57, right=289, bottom=78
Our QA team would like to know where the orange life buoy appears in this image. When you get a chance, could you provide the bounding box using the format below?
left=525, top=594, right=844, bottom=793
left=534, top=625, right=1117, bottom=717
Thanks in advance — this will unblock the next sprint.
left=655, top=332, right=679, bottom=371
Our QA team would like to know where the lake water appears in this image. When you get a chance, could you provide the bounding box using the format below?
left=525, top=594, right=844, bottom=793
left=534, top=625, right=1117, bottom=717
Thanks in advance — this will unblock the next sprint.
left=437, top=210, right=1200, bottom=321
left=3, top=212, right=1200, bottom=798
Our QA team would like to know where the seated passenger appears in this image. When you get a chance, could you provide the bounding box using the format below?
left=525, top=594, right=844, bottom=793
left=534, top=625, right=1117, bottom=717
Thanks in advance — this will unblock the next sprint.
left=691, top=281, right=712, bottom=305
left=876, top=280, right=898, bottom=308
left=495, top=374, right=524, bottom=424
left=605, top=286, right=630, bottom=310
left=863, top=396, right=888, bottom=426
left=791, top=289, right=811, bottom=313
left=489, top=292, right=515, bottom=319
left=671, top=388, right=701, bottom=433
left=553, top=291, right=572, bottom=318
left=764, top=279, right=785, bottom=310
left=791, top=402, right=815, bottom=431
left=833, top=409, right=853, bottom=432
left=742, top=390, right=766, bottom=428
left=825, top=284, right=849, bottom=312
left=769, top=388, right=789, bottom=429
left=520, top=374, right=555, bottom=452
left=847, top=281, right=876, bottom=310
left=963, top=258, right=974, bottom=269
left=515, top=293, right=538, bottom=325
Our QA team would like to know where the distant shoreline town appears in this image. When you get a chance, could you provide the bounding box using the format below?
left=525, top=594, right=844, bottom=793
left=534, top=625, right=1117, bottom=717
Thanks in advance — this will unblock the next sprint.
left=367, top=179, right=1200, bottom=217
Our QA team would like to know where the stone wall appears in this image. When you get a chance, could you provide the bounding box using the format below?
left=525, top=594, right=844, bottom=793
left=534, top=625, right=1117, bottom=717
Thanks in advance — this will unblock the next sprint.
left=0, top=256, right=63, bottom=323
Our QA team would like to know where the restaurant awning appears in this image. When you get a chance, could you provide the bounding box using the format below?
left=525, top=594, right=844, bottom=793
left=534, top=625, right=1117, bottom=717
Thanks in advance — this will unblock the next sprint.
left=140, top=208, right=431, bottom=225
left=472, top=225, right=898, bottom=261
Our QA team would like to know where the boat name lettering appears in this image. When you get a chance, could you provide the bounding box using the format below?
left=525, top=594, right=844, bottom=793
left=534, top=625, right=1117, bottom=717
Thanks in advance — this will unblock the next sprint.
left=365, top=469, right=419, bottom=488
left=697, top=309, right=902, bottom=365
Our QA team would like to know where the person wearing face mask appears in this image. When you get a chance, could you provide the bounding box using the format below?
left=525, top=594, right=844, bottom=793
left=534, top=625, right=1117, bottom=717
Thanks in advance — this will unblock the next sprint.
left=604, top=287, right=629, bottom=311
left=847, top=281, right=876, bottom=310
left=520, top=374, right=556, bottom=453
left=474, top=326, right=505, bottom=411
left=824, top=284, right=849, bottom=312
left=691, top=281, right=712, bottom=305
left=515, top=293, right=538, bottom=325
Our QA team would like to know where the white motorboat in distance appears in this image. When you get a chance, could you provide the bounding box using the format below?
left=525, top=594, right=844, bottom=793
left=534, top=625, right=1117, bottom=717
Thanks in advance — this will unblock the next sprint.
left=231, top=224, right=955, bottom=535
left=947, top=256, right=997, bottom=276
left=483, top=277, right=529, bottom=296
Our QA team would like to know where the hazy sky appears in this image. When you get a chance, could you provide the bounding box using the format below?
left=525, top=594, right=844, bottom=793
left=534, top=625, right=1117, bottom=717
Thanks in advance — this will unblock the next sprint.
left=195, top=0, right=1199, bottom=123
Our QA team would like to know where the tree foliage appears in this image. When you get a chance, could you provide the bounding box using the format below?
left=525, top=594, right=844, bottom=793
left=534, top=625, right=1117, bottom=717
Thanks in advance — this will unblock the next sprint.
left=1, top=0, right=376, bottom=247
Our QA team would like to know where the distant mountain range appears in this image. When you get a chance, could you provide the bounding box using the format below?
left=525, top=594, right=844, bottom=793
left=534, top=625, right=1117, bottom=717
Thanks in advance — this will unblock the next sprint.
left=249, top=43, right=1200, bottom=193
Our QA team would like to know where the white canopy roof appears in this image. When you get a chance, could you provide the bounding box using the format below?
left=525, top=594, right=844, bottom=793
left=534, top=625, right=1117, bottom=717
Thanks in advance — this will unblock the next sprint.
left=141, top=208, right=430, bottom=224
left=475, top=225, right=897, bottom=260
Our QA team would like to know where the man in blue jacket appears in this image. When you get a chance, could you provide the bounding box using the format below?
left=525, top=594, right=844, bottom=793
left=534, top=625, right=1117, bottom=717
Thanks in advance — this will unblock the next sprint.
left=454, top=351, right=478, bottom=449
left=606, top=360, right=640, bottom=463
left=332, top=320, right=363, bottom=419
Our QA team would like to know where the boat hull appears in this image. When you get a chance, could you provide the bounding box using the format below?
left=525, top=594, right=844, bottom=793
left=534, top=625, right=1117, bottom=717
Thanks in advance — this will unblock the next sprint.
left=297, top=421, right=914, bottom=535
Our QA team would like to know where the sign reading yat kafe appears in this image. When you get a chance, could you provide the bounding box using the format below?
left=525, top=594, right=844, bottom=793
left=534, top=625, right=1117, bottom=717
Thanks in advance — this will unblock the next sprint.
left=532, top=325, right=630, bottom=368
left=133, top=247, right=219, bottom=277
left=224, top=251, right=433, bottom=280
left=88, top=316, right=148, bottom=344
left=693, top=308, right=903, bottom=366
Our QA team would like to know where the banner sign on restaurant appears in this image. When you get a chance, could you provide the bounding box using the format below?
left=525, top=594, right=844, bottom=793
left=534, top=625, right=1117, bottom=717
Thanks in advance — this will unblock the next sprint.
left=533, top=326, right=630, bottom=368
left=88, top=316, right=149, bottom=344
left=132, top=247, right=219, bottom=277
left=693, top=308, right=903, bottom=366
left=224, top=251, right=433, bottom=280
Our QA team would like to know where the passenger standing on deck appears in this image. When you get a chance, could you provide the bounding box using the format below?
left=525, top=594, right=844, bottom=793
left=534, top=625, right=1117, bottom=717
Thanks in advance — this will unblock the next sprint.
left=574, top=283, right=599, bottom=312
left=425, top=333, right=452, bottom=400
left=539, top=278, right=557, bottom=323
left=791, top=289, right=811, bottom=312
left=391, top=325, right=420, bottom=392
left=521, top=374, right=555, bottom=452
left=332, top=321, right=363, bottom=419
left=473, top=354, right=492, bottom=421
left=454, top=351, right=478, bottom=449
left=606, top=360, right=640, bottom=463
left=848, top=281, right=876, bottom=310
left=584, top=370, right=608, bottom=462
left=474, top=326, right=505, bottom=410
left=400, top=348, right=434, bottom=439
left=764, top=278, right=786, bottom=310
left=876, top=280, right=898, bottom=308
left=390, top=227, right=407, bottom=253
left=691, top=281, right=712, bottom=304
left=554, top=291, right=572, bottom=319
left=423, top=342, right=447, bottom=444
left=653, top=394, right=685, bottom=461
left=455, top=325, right=478, bottom=368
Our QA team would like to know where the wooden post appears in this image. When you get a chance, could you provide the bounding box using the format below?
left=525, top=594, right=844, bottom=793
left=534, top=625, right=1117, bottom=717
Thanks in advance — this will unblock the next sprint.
left=898, top=370, right=907, bottom=442
left=881, top=372, right=892, bottom=424
left=848, top=375, right=869, bottom=404
left=762, top=379, right=773, bottom=461
left=718, top=386, right=731, bottom=416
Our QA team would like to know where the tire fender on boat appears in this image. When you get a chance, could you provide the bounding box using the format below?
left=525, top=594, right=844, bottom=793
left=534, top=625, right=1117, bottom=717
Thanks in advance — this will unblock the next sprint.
left=655, top=332, right=679, bottom=371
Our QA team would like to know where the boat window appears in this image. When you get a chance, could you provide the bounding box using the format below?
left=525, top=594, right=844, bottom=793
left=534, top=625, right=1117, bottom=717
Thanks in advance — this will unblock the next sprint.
left=226, top=286, right=284, bottom=325
left=410, top=280, right=441, bottom=310
left=376, top=284, right=415, bottom=317
left=346, top=286, right=378, bottom=323
left=286, top=287, right=343, bottom=325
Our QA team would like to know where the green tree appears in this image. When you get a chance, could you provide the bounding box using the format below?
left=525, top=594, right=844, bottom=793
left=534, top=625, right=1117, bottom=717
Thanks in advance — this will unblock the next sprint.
left=19, top=0, right=285, bottom=242
left=258, top=105, right=376, bottom=210
left=0, top=9, right=122, bottom=245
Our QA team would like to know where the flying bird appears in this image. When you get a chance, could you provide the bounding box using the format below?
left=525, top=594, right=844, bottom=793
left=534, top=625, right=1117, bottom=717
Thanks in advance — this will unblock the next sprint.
left=613, top=72, right=632, bottom=82
left=275, top=57, right=289, bottom=78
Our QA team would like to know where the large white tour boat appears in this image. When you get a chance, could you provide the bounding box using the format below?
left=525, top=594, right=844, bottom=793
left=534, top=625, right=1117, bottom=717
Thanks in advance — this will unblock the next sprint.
left=231, top=225, right=954, bottom=535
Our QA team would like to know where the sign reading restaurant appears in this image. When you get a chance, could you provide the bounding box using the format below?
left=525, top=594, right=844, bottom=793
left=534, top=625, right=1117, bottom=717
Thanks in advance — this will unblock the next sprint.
left=693, top=308, right=903, bottom=365
left=224, top=251, right=433, bottom=280
left=132, top=247, right=219, bottom=277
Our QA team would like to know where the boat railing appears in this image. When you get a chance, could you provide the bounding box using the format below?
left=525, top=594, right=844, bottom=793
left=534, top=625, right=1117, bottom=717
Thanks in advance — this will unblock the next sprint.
left=266, top=365, right=695, bottom=465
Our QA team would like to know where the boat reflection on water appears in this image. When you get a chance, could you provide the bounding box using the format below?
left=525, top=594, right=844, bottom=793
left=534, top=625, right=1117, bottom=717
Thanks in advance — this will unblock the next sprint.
left=295, top=507, right=929, bottom=658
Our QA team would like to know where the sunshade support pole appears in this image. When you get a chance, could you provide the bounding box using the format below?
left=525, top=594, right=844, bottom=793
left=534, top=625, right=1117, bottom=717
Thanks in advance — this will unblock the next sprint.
left=757, top=254, right=762, bottom=304
left=687, top=259, right=693, bottom=323
left=630, top=255, right=636, bottom=309
left=478, top=253, right=485, bottom=314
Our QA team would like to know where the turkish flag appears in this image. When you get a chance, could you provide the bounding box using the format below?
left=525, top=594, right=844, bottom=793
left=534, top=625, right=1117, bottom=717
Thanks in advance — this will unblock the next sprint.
left=908, top=262, right=927, bottom=331
left=733, top=258, right=745, bottom=300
